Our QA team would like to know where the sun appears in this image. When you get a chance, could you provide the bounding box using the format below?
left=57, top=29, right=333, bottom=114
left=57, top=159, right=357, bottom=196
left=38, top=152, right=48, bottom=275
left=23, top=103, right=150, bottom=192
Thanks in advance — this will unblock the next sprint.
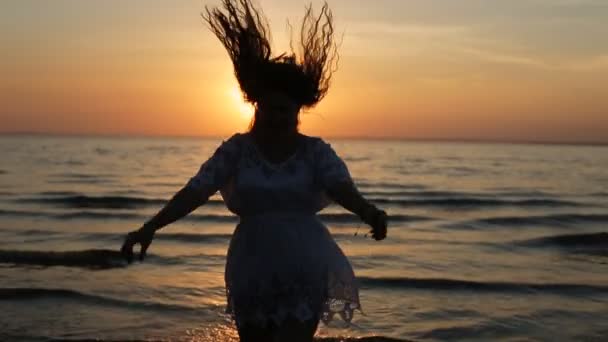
left=229, top=84, right=254, bottom=120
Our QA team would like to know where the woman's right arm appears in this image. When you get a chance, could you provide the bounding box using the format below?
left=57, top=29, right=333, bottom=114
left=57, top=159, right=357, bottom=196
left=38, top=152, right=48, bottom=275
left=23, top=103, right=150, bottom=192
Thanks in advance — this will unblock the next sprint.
left=121, top=134, right=242, bottom=262
left=120, top=185, right=209, bottom=263
left=140, top=185, right=208, bottom=233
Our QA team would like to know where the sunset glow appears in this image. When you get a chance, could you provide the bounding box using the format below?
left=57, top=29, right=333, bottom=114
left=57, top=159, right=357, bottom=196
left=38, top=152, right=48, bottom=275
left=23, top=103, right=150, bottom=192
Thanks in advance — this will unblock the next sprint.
left=228, top=84, right=254, bottom=121
left=1, top=0, right=607, bottom=143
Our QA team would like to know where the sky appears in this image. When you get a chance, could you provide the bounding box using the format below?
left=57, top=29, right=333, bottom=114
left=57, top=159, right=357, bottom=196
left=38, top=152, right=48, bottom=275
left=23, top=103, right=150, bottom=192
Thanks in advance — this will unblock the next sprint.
left=1, top=0, right=607, bottom=143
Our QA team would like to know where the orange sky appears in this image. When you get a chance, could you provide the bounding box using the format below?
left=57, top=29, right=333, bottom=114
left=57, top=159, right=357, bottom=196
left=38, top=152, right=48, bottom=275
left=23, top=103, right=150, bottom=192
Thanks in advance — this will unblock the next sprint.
left=1, top=0, right=607, bottom=143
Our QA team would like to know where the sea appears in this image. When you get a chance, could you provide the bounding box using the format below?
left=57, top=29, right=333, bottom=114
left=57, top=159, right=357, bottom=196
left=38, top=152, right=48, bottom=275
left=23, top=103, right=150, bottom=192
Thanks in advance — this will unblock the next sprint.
left=1, top=134, right=607, bottom=342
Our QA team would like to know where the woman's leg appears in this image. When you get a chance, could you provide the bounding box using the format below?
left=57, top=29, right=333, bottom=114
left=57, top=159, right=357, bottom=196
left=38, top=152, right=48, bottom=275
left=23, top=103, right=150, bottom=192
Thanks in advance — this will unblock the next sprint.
left=236, top=321, right=273, bottom=342
left=274, top=315, right=320, bottom=342
left=237, top=316, right=319, bottom=342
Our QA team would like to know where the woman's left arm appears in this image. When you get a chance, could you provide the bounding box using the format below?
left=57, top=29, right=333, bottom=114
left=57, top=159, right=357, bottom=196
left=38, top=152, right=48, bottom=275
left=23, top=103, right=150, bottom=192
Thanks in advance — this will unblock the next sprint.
left=327, top=181, right=388, bottom=241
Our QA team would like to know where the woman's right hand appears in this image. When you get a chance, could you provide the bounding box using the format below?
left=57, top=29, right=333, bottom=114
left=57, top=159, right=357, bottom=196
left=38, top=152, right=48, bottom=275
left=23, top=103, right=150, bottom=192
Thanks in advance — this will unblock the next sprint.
left=362, top=205, right=388, bottom=241
left=370, top=209, right=388, bottom=241
left=120, top=227, right=155, bottom=263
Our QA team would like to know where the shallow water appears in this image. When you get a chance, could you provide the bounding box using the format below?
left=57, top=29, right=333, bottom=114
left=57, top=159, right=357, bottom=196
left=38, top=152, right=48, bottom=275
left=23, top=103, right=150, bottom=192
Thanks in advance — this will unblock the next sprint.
left=1, top=135, right=607, bottom=341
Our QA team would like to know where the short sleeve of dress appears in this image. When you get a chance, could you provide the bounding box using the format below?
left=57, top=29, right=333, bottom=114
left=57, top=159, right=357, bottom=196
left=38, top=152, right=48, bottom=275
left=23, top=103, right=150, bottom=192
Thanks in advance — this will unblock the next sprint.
left=186, top=133, right=242, bottom=199
left=314, top=138, right=353, bottom=189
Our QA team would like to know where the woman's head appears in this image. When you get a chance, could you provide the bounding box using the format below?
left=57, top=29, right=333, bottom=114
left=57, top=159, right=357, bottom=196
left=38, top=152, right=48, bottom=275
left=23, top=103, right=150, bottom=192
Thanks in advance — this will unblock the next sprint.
left=254, top=88, right=301, bottom=134
left=203, top=0, right=338, bottom=131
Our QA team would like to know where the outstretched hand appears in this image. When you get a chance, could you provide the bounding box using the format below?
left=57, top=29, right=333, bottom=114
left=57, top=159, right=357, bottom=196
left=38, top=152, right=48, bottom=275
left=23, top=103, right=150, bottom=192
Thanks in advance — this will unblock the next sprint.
left=370, top=209, right=388, bottom=241
left=363, top=207, right=388, bottom=241
left=121, top=227, right=155, bottom=263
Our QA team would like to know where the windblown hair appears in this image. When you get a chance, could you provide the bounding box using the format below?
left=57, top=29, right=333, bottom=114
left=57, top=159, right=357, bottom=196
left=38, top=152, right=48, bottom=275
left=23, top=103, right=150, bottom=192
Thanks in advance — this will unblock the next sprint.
left=202, top=0, right=338, bottom=108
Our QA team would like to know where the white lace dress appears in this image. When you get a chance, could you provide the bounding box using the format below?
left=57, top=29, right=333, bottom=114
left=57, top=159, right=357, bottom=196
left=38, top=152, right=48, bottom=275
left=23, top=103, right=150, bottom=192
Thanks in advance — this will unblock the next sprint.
left=186, top=133, right=360, bottom=327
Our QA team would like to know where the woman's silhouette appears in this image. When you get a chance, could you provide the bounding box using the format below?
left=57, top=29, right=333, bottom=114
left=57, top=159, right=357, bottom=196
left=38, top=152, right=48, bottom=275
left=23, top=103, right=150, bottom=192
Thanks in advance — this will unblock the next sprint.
left=121, top=1, right=388, bottom=341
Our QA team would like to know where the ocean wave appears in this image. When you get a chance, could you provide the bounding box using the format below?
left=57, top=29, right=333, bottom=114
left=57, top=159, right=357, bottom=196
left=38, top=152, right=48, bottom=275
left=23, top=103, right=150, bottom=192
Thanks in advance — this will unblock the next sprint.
left=54, top=211, right=238, bottom=222
left=50, top=173, right=114, bottom=179
left=0, top=249, right=126, bottom=269
left=16, top=192, right=582, bottom=211
left=490, top=189, right=556, bottom=197
left=142, top=181, right=185, bottom=187
left=356, top=181, right=426, bottom=190
left=516, top=232, right=608, bottom=256
left=0, top=209, right=47, bottom=217
left=0, top=288, right=199, bottom=313
left=360, top=190, right=414, bottom=197
left=72, top=231, right=234, bottom=245
left=16, top=195, right=222, bottom=209
left=475, top=213, right=608, bottom=227
left=358, top=276, right=608, bottom=295
left=152, top=232, right=363, bottom=244
left=37, top=191, right=82, bottom=196
left=57, top=211, right=143, bottom=220
left=47, top=174, right=116, bottom=185
left=368, top=197, right=581, bottom=208
left=519, top=232, right=608, bottom=248
left=343, top=156, right=371, bottom=162
left=0, top=209, right=418, bottom=223
left=155, top=232, right=232, bottom=243
left=20, top=229, right=64, bottom=236
left=0, top=248, right=223, bottom=268
left=146, top=145, right=182, bottom=152
left=4, top=228, right=359, bottom=247
left=413, top=308, right=605, bottom=341
left=94, top=147, right=112, bottom=155
left=47, top=179, right=115, bottom=185
left=316, top=213, right=421, bottom=223
left=316, top=338, right=407, bottom=342
left=392, top=190, right=483, bottom=198
left=17, top=336, right=410, bottom=342
left=20, top=193, right=582, bottom=211
left=17, top=195, right=165, bottom=209
left=363, top=189, right=567, bottom=199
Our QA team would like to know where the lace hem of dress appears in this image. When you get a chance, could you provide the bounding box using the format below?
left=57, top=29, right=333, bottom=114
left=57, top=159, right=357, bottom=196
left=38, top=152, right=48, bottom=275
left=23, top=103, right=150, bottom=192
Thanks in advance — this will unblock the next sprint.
left=225, top=272, right=361, bottom=327
left=321, top=298, right=361, bottom=324
left=226, top=296, right=361, bottom=327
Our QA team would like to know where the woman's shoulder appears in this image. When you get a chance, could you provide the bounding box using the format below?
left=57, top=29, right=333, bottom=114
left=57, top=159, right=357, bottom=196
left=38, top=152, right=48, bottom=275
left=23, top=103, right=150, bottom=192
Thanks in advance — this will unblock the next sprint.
left=213, top=133, right=249, bottom=157
left=226, top=132, right=247, bottom=142
left=221, top=132, right=251, bottom=148
left=299, top=134, right=337, bottom=152
left=298, top=133, right=326, bottom=146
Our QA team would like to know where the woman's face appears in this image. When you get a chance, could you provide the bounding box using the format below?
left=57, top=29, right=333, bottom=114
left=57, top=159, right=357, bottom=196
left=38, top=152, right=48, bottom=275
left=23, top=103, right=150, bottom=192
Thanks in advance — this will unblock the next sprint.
left=255, top=90, right=301, bottom=132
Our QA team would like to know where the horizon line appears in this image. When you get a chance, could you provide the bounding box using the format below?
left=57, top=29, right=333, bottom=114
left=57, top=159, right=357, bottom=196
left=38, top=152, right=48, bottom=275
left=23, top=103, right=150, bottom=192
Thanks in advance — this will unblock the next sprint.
left=1, top=131, right=607, bottom=147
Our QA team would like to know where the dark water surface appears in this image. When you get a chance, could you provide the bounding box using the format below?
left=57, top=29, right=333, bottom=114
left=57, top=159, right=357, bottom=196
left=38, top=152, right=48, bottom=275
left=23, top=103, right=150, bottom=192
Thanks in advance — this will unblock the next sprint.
left=1, top=135, right=607, bottom=341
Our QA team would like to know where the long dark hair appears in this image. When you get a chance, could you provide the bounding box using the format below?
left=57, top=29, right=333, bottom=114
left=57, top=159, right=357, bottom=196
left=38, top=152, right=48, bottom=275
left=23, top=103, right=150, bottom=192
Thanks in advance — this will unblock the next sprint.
left=202, top=0, right=338, bottom=109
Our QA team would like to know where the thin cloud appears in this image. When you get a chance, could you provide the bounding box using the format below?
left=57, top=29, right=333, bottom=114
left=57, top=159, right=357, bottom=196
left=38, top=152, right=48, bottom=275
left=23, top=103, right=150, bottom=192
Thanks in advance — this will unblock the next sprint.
left=458, top=46, right=608, bottom=72
left=458, top=47, right=552, bottom=69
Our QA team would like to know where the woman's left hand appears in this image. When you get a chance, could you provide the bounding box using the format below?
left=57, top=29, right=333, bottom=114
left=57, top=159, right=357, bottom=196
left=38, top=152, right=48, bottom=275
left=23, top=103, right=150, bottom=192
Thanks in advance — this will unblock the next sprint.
left=120, top=227, right=155, bottom=263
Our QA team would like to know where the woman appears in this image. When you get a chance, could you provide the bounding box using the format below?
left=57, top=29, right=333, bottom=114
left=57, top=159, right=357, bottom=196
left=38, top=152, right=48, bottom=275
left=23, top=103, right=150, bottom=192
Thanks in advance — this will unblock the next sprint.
left=121, top=1, right=388, bottom=341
